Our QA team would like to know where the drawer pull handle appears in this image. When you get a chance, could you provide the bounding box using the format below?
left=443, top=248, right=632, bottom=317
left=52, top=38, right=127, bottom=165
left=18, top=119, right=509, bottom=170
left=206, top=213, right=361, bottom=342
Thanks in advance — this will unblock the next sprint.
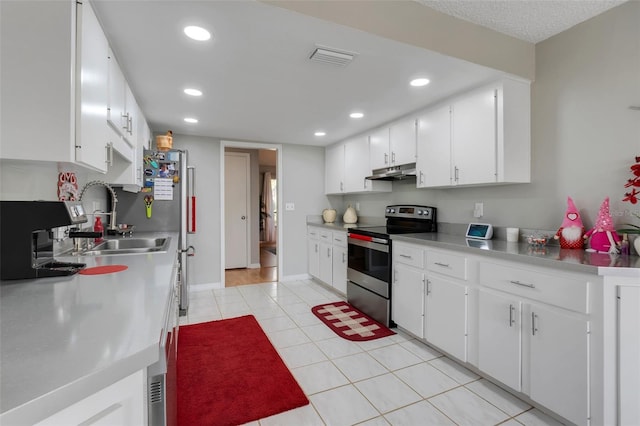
left=434, top=262, right=450, bottom=268
left=510, top=280, right=535, bottom=288
left=509, top=304, right=515, bottom=327
left=400, top=254, right=412, bottom=259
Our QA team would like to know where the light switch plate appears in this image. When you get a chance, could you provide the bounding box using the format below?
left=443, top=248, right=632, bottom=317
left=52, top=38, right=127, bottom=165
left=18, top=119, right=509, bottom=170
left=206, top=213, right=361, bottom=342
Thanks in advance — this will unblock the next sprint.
left=285, top=203, right=295, bottom=211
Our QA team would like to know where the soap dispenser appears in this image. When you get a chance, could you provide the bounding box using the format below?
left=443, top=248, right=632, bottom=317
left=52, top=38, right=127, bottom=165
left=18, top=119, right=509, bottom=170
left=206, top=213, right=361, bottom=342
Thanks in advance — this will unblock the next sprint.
left=93, top=216, right=104, bottom=243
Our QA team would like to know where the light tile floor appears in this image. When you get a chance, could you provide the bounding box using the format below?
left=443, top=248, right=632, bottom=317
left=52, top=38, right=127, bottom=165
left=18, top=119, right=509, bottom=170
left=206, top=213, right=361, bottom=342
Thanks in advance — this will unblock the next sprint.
left=183, top=279, right=566, bottom=426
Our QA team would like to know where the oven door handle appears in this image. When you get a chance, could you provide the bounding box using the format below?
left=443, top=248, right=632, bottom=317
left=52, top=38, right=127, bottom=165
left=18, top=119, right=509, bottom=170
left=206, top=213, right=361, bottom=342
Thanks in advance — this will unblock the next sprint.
left=348, top=233, right=388, bottom=245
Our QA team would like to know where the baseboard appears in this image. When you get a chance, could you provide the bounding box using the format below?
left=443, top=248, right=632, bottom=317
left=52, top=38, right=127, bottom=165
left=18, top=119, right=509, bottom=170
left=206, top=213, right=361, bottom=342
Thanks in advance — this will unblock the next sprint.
left=279, top=273, right=312, bottom=282
left=190, top=282, right=223, bottom=291
left=247, top=263, right=261, bottom=269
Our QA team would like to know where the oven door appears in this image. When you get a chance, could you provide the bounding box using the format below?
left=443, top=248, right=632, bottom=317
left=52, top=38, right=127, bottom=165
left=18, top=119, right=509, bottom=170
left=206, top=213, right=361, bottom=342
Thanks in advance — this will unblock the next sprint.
left=347, top=236, right=390, bottom=296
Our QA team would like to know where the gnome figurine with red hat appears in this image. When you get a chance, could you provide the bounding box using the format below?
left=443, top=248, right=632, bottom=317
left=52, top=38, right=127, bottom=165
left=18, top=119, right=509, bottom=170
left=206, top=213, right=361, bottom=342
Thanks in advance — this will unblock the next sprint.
left=584, top=197, right=621, bottom=253
left=554, top=196, right=585, bottom=249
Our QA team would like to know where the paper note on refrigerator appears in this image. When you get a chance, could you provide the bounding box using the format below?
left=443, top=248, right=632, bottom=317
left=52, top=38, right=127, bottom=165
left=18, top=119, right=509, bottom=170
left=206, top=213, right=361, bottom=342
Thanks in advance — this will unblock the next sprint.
left=154, top=178, right=174, bottom=200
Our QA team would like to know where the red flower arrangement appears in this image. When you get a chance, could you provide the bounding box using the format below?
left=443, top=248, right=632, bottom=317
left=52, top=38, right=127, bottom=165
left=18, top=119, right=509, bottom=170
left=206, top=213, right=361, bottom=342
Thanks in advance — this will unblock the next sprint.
left=623, top=155, right=640, bottom=204
left=619, top=156, right=640, bottom=235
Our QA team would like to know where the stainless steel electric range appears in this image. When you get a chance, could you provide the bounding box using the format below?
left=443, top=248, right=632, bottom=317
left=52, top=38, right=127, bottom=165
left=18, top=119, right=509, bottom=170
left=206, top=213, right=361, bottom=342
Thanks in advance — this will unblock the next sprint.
left=346, top=205, right=437, bottom=327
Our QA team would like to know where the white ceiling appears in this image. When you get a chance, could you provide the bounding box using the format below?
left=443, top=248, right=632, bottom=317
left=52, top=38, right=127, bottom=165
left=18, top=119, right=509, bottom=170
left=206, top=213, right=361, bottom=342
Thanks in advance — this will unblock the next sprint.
left=91, top=0, right=624, bottom=147
left=416, top=0, right=626, bottom=43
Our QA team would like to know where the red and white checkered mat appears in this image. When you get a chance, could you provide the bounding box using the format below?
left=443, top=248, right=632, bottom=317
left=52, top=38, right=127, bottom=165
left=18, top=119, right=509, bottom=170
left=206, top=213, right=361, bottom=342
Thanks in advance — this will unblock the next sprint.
left=311, top=301, right=395, bottom=341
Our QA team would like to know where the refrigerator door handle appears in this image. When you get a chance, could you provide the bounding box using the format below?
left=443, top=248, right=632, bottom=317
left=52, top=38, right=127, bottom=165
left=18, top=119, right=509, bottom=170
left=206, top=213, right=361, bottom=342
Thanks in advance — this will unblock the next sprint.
left=180, top=246, right=196, bottom=257
left=187, top=166, right=196, bottom=234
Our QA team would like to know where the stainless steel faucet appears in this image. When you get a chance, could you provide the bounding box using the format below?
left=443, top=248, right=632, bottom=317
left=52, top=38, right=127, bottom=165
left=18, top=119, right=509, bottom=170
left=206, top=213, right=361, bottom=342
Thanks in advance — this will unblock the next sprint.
left=78, top=180, right=118, bottom=231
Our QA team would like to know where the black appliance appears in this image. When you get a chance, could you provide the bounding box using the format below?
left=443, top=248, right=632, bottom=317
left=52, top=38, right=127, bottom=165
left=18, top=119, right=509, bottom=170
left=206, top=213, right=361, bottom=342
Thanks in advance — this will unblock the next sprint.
left=0, top=201, right=87, bottom=280
left=347, top=205, right=437, bottom=327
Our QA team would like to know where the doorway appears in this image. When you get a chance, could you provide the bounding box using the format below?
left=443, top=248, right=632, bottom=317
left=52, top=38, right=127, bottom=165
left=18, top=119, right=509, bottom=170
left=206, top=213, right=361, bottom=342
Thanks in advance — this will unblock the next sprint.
left=220, top=142, right=282, bottom=287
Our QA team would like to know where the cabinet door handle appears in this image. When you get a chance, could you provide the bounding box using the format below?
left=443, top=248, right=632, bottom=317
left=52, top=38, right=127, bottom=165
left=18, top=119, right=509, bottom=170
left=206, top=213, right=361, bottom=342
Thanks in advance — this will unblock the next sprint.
left=391, top=151, right=396, bottom=164
left=426, top=278, right=431, bottom=295
left=531, top=312, right=538, bottom=335
left=419, top=170, right=424, bottom=185
left=510, top=280, right=535, bottom=288
left=509, top=304, right=515, bottom=327
left=434, top=262, right=450, bottom=268
left=327, top=248, right=331, bottom=257
left=340, top=181, right=344, bottom=191
left=364, top=178, right=368, bottom=189
left=399, top=254, right=412, bottom=259
left=315, top=243, right=318, bottom=253
left=342, top=252, right=346, bottom=263
left=384, top=152, right=388, bottom=165
left=454, top=166, right=459, bottom=182
left=393, top=269, right=398, bottom=283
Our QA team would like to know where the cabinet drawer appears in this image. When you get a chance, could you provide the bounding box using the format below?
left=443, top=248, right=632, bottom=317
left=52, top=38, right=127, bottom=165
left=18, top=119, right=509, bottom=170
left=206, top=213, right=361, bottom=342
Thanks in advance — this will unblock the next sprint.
left=479, top=262, right=589, bottom=314
left=332, top=231, right=347, bottom=248
left=426, top=250, right=467, bottom=280
left=319, top=229, right=332, bottom=241
left=394, top=244, right=424, bottom=269
left=307, top=226, right=319, bottom=239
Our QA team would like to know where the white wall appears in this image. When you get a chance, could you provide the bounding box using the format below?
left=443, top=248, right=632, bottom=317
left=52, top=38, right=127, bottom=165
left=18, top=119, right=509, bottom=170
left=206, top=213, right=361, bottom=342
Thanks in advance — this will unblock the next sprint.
left=341, top=1, right=640, bottom=232
left=174, top=135, right=326, bottom=284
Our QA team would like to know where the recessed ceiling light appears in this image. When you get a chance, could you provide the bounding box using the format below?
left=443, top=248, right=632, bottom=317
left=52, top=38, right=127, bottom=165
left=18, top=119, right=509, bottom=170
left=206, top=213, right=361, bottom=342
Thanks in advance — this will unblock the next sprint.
left=314, top=131, right=326, bottom=137
left=350, top=112, right=364, bottom=119
left=184, top=117, right=198, bottom=123
left=184, top=26, right=211, bottom=41
left=410, top=78, right=430, bottom=87
left=184, top=88, right=203, bottom=97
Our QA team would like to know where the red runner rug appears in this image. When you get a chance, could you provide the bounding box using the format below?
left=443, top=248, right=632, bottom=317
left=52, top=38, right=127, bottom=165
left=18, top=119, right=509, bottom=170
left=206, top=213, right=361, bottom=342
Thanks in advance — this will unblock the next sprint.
left=177, top=315, right=308, bottom=426
left=311, top=301, right=396, bottom=341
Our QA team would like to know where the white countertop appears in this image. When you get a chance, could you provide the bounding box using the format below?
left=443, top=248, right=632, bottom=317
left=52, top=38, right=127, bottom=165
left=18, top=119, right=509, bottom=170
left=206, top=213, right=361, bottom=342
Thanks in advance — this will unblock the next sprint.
left=391, top=232, right=640, bottom=276
left=0, top=232, right=179, bottom=425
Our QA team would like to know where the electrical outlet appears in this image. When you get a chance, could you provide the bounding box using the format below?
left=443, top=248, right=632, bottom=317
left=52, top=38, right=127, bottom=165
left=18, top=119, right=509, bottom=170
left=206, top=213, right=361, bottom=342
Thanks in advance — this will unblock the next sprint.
left=285, top=202, right=295, bottom=211
left=355, top=202, right=360, bottom=211
left=92, top=201, right=101, bottom=212
left=474, top=202, right=484, bottom=218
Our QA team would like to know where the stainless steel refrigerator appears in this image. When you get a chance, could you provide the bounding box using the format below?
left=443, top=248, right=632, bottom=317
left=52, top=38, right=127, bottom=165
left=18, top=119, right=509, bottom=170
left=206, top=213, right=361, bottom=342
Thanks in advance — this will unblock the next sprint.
left=115, top=149, right=195, bottom=315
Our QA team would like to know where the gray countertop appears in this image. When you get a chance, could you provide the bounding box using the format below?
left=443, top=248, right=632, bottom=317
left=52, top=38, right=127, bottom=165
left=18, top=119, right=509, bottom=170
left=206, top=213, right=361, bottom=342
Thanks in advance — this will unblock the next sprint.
left=307, top=220, right=640, bottom=276
left=0, top=232, right=179, bottom=425
left=391, top=232, right=640, bottom=276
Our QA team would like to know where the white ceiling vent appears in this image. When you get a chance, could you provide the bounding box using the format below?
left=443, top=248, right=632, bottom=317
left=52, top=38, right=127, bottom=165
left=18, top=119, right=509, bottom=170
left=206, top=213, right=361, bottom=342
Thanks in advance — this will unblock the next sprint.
left=309, top=46, right=356, bottom=66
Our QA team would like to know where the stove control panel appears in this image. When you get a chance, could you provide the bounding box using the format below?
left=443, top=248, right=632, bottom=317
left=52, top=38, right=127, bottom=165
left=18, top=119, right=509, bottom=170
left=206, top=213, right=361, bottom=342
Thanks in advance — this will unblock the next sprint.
left=385, top=205, right=436, bottom=220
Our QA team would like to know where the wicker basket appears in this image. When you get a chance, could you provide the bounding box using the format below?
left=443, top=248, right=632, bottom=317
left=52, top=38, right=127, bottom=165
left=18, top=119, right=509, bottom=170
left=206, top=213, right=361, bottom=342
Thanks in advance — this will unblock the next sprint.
left=156, top=131, right=173, bottom=151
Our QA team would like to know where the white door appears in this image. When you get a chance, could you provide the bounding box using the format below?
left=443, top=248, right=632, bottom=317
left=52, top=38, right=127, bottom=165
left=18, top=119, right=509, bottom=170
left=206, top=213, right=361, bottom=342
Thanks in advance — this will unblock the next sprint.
left=225, top=152, right=249, bottom=269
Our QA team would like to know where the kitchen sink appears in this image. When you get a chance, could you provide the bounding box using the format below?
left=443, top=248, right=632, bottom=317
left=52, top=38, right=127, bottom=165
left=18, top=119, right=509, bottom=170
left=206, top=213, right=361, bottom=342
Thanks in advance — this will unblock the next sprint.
left=81, top=237, right=170, bottom=256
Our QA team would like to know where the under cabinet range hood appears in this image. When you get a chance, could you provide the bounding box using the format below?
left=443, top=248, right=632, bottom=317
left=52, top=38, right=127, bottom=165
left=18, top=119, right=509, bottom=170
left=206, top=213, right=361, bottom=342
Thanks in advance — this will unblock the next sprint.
left=366, top=163, right=417, bottom=181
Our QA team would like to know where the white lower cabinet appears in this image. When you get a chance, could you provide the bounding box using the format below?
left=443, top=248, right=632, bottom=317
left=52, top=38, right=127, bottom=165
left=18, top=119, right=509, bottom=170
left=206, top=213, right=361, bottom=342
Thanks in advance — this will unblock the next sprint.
left=525, top=303, right=588, bottom=426
left=319, top=240, right=333, bottom=286
left=425, top=276, right=468, bottom=361
left=478, top=289, right=522, bottom=391
left=392, top=262, right=425, bottom=338
left=478, top=261, right=590, bottom=426
left=307, top=226, right=347, bottom=295
left=307, top=227, right=320, bottom=279
left=35, top=370, right=145, bottom=426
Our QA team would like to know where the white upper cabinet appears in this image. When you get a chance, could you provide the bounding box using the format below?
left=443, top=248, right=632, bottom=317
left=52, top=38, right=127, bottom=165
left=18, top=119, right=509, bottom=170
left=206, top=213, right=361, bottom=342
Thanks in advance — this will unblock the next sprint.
left=416, top=78, right=531, bottom=188
left=75, top=0, right=109, bottom=172
left=107, top=51, right=138, bottom=147
left=1, top=0, right=109, bottom=172
left=369, top=127, right=391, bottom=170
left=325, top=137, right=391, bottom=195
left=416, top=105, right=452, bottom=188
left=325, top=143, right=345, bottom=194
left=452, top=88, right=498, bottom=185
left=369, top=119, right=417, bottom=171
left=389, top=118, right=417, bottom=166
